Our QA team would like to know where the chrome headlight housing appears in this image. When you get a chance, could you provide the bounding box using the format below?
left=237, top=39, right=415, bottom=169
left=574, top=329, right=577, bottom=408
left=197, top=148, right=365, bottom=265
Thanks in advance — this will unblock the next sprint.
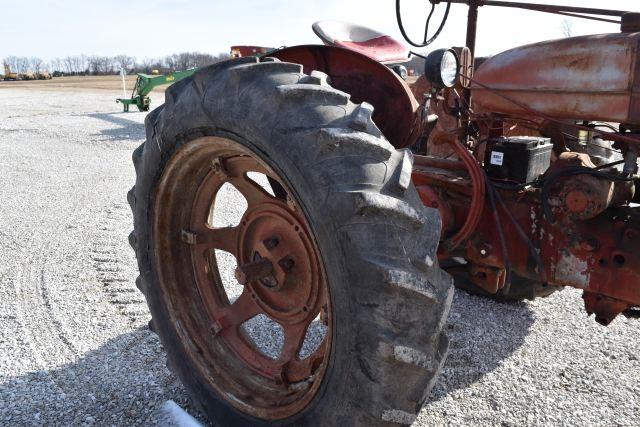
left=424, top=48, right=460, bottom=89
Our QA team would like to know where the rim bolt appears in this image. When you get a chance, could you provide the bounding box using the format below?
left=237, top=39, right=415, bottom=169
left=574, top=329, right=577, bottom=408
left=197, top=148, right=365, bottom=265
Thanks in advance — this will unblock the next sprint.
left=211, top=157, right=228, bottom=178
left=320, top=304, right=329, bottom=325
left=263, top=237, right=279, bottom=250
left=286, top=196, right=297, bottom=212
left=211, top=320, right=224, bottom=336
left=235, top=258, right=274, bottom=285
left=278, top=256, right=295, bottom=272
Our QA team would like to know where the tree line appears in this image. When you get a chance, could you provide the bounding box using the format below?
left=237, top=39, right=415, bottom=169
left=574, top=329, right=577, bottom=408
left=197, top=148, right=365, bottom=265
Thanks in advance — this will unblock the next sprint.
left=3, top=52, right=231, bottom=77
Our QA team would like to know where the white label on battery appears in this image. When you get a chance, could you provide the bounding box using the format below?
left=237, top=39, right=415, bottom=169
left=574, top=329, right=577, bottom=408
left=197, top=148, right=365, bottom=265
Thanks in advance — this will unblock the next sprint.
left=490, top=151, right=504, bottom=166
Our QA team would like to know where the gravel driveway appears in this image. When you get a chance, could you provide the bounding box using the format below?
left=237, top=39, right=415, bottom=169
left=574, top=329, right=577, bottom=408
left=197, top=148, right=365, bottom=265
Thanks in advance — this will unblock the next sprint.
left=0, top=87, right=638, bottom=426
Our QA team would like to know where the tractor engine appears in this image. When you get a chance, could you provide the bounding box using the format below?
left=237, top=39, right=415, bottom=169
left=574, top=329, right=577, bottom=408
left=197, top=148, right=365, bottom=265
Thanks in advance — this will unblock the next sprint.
left=411, top=17, right=640, bottom=324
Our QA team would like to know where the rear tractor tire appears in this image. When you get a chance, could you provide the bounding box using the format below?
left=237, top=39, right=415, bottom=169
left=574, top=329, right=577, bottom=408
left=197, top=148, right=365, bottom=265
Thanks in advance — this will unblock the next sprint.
left=128, top=57, right=454, bottom=426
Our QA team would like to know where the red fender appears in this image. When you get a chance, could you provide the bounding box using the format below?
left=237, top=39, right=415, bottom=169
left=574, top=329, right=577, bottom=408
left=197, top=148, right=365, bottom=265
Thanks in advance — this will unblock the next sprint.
left=271, top=45, right=419, bottom=148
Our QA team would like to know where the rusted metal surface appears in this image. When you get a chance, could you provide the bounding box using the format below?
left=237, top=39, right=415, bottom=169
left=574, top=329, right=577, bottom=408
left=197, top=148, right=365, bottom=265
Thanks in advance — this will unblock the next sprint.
left=230, top=45, right=274, bottom=58
left=153, top=137, right=331, bottom=420
left=472, top=34, right=640, bottom=125
left=412, top=128, right=481, bottom=250
left=414, top=155, right=467, bottom=171
left=234, top=258, right=274, bottom=286
left=412, top=3, right=640, bottom=323
left=270, top=45, right=419, bottom=148
left=546, top=152, right=635, bottom=221
left=463, top=2, right=478, bottom=110
left=439, top=137, right=486, bottom=253
left=440, top=0, right=628, bottom=18
left=413, top=157, right=640, bottom=324
left=469, top=264, right=506, bottom=294
left=413, top=169, right=473, bottom=196
left=409, top=74, right=430, bottom=103
left=193, top=155, right=328, bottom=382
left=464, top=3, right=478, bottom=58
left=412, top=1, right=640, bottom=326
left=416, top=184, right=455, bottom=235
left=583, top=293, right=633, bottom=325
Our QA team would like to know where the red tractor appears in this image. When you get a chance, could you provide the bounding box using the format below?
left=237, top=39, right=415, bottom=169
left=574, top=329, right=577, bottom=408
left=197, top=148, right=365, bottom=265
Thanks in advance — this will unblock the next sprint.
left=128, top=1, right=640, bottom=424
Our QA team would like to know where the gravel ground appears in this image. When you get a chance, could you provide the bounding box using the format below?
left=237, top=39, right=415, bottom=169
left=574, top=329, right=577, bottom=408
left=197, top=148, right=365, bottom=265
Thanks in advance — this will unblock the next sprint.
left=0, top=87, right=638, bottom=426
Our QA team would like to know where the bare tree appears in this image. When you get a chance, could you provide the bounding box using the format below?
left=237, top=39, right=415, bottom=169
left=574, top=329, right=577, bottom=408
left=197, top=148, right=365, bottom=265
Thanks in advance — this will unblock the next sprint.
left=561, top=19, right=573, bottom=38
left=193, top=52, right=230, bottom=68
left=63, top=56, right=74, bottom=74
left=213, top=53, right=231, bottom=64
left=5, top=51, right=229, bottom=77
left=164, top=54, right=179, bottom=70
left=59, top=55, right=88, bottom=75
left=3, top=56, right=19, bottom=73
left=162, top=52, right=231, bottom=72
left=16, top=57, right=30, bottom=74
left=86, top=55, right=115, bottom=75
left=114, top=54, right=135, bottom=73
left=137, top=57, right=166, bottom=74
left=30, top=57, right=44, bottom=74
left=48, top=58, right=60, bottom=73
left=72, top=54, right=87, bottom=75
left=87, top=55, right=99, bottom=75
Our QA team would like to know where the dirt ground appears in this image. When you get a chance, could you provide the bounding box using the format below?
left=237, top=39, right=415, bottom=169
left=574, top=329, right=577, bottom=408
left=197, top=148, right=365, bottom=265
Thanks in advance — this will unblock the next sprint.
left=0, top=75, right=167, bottom=93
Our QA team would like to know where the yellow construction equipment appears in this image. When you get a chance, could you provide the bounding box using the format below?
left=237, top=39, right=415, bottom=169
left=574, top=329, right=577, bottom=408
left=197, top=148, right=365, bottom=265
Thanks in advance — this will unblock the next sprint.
left=2, top=64, right=51, bottom=81
left=3, top=64, right=19, bottom=81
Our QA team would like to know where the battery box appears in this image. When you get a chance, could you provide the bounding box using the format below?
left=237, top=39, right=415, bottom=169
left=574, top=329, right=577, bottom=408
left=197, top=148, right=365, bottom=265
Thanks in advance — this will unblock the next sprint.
left=484, top=136, right=552, bottom=184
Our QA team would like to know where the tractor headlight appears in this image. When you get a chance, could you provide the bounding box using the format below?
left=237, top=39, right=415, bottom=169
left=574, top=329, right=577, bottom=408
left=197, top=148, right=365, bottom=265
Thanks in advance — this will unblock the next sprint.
left=424, top=48, right=459, bottom=89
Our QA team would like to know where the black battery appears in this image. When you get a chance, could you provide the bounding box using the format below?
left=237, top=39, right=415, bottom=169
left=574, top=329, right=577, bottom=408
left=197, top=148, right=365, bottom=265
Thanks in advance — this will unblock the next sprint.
left=484, top=136, right=552, bottom=184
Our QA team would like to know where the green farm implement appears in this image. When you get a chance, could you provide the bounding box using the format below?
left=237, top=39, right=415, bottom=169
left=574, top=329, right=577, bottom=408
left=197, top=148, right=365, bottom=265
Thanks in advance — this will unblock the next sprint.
left=116, top=69, right=197, bottom=112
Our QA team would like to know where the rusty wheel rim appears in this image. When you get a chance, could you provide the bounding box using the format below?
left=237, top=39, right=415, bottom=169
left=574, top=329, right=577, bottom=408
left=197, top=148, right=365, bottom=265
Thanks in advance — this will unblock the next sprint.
left=153, top=137, right=332, bottom=420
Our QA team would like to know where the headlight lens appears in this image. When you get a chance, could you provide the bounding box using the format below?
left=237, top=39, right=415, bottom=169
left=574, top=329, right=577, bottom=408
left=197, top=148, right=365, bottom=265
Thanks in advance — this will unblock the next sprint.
left=440, top=50, right=458, bottom=88
left=424, top=48, right=460, bottom=89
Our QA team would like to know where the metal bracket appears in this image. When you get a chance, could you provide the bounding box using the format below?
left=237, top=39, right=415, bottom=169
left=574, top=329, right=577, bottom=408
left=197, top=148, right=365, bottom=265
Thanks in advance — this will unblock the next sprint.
left=181, top=229, right=197, bottom=245
left=211, top=157, right=228, bottom=178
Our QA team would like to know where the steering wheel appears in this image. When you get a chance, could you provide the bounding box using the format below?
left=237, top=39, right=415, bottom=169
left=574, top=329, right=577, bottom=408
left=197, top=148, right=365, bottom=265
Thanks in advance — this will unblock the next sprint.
left=396, top=0, right=452, bottom=48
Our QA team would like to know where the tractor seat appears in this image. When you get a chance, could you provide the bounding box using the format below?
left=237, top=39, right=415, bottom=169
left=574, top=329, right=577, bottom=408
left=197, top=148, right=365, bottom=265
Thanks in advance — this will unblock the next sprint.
left=312, top=20, right=409, bottom=64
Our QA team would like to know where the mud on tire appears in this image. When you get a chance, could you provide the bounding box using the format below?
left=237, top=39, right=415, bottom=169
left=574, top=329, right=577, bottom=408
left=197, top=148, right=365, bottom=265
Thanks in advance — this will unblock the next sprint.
left=128, top=57, right=453, bottom=426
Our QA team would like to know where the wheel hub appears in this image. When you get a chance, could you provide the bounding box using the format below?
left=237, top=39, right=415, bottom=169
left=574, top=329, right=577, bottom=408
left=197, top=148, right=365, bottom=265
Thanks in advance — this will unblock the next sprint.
left=237, top=202, right=322, bottom=325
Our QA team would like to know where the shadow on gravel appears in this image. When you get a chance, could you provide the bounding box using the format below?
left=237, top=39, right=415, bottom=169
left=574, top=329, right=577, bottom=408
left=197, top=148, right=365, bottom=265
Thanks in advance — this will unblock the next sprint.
left=87, top=112, right=146, bottom=141
left=0, top=327, right=206, bottom=425
left=0, top=293, right=532, bottom=425
left=426, top=290, right=535, bottom=403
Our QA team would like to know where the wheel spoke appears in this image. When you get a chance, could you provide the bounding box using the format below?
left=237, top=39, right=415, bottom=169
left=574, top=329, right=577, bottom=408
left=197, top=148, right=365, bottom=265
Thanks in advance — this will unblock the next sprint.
left=214, top=289, right=262, bottom=332
left=286, top=345, right=326, bottom=382
left=279, top=322, right=309, bottom=364
left=185, top=226, right=239, bottom=254
left=231, top=175, right=275, bottom=207
left=224, top=156, right=275, bottom=207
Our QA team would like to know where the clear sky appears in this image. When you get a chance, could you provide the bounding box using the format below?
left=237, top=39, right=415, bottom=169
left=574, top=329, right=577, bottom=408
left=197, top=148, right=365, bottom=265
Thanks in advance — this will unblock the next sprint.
left=1, top=0, right=639, bottom=63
